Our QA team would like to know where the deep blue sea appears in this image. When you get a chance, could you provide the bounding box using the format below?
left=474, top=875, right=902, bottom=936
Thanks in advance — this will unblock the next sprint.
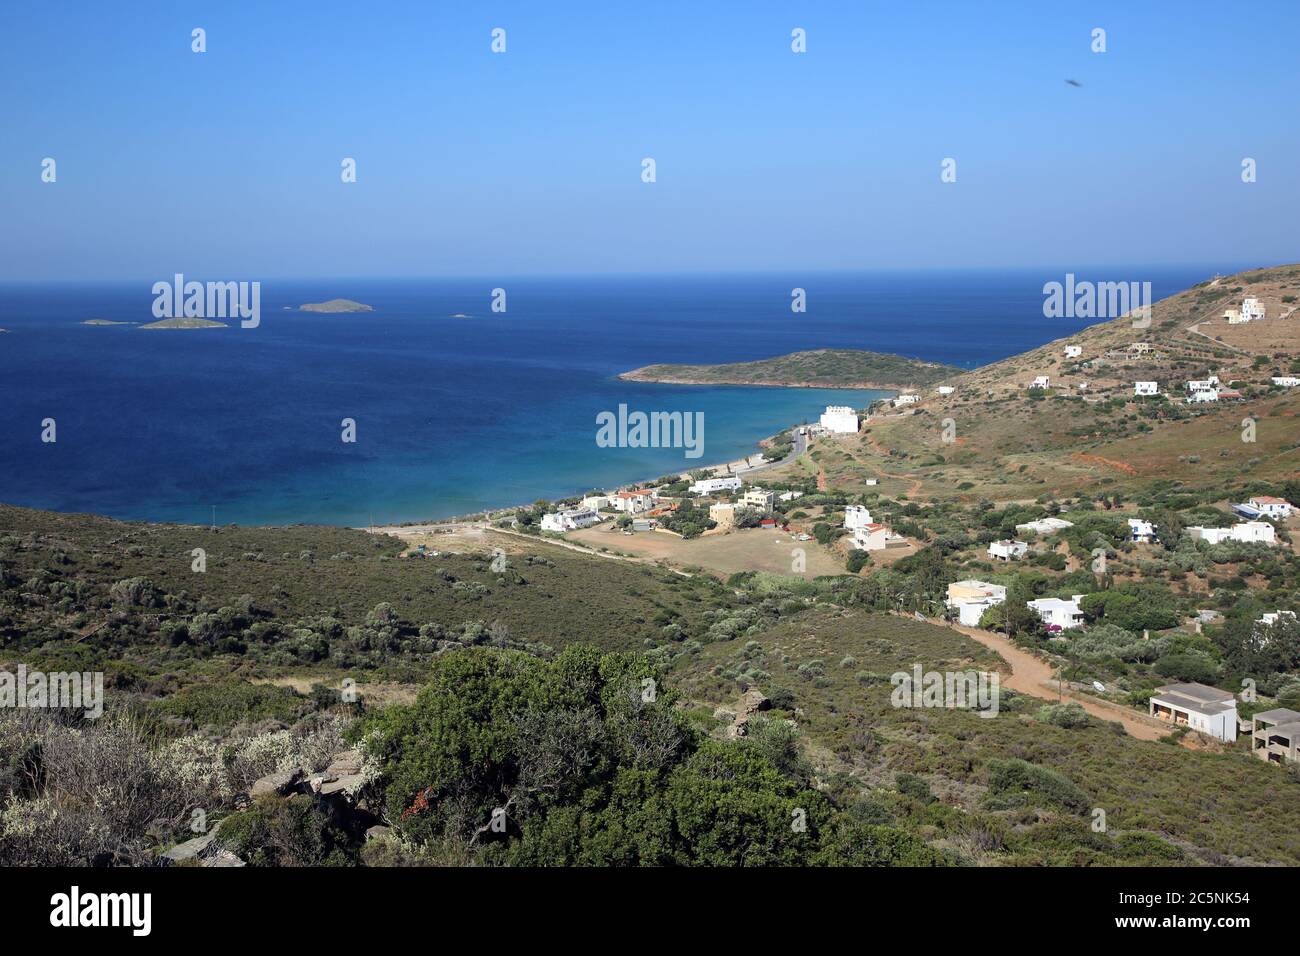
left=0, top=268, right=1229, bottom=526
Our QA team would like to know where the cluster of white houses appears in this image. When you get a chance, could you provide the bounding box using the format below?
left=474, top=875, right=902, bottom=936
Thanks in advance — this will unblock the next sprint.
left=541, top=473, right=813, bottom=536
left=1224, top=296, right=1266, bottom=324
left=843, top=504, right=901, bottom=552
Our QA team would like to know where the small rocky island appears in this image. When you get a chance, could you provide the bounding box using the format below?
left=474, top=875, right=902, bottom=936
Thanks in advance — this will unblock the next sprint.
left=82, top=319, right=136, bottom=326
left=138, top=317, right=228, bottom=329
left=299, top=299, right=374, bottom=313
left=620, top=348, right=962, bottom=389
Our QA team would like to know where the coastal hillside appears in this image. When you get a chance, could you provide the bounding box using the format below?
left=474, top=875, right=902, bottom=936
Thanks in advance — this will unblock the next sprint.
left=3, top=498, right=1298, bottom=867
left=3, top=266, right=1299, bottom=870
left=765, top=264, right=1300, bottom=502
left=620, top=348, right=961, bottom=389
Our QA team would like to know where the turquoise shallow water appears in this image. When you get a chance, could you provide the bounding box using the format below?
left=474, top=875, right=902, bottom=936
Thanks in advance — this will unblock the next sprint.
left=0, top=268, right=1219, bottom=525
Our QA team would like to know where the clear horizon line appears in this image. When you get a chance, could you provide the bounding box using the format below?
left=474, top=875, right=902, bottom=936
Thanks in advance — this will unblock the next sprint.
left=0, top=259, right=1282, bottom=286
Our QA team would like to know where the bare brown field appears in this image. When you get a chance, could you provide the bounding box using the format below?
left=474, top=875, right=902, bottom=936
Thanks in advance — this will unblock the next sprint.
left=567, top=524, right=846, bottom=578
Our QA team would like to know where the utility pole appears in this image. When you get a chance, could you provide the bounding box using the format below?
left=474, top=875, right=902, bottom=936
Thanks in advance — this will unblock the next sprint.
left=211, top=505, right=215, bottom=531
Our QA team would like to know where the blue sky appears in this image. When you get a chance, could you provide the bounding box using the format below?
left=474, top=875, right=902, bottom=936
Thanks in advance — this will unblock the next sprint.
left=2, top=0, right=1297, bottom=279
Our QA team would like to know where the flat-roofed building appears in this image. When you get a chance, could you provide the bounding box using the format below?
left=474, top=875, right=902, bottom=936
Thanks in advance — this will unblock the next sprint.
left=945, top=579, right=1007, bottom=627
left=1148, top=682, right=1238, bottom=742
left=1251, top=708, right=1300, bottom=764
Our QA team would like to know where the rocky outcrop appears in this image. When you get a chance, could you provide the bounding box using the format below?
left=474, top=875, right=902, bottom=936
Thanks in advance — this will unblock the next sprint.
left=160, top=831, right=246, bottom=868
left=250, top=767, right=304, bottom=799
left=311, top=748, right=365, bottom=797
left=717, top=689, right=771, bottom=738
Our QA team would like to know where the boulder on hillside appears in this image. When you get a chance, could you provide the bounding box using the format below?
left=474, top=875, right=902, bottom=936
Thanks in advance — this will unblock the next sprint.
left=250, top=767, right=304, bottom=799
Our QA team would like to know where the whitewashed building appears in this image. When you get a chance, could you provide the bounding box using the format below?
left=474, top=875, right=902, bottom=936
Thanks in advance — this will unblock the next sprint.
left=1188, top=521, right=1276, bottom=546
left=540, top=507, right=604, bottom=532
left=1189, top=389, right=1219, bottom=403
left=851, top=523, right=892, bottom=551
left=741, top=489, right=775, bottom=511
left=843, top=505, right=875, bottom=531
left=819, top=406, right=860, bottom=434
left=1247, top=496, right=1293, bottom=519
left=1272, top=376, right=1300, bottom=388
left=581, top=494, right=612, bottom=511
left=893, top=394, right=920, bottom=407
left=1015, top=516, right=1074, bottom=535
left=688, top=476, right=741, bottom=496
left=778, top=490, right=803, bottom=501
left=1186, top=377, right=1220, bottom=392
left=946, top=580, right=1007, bottom=627
left=1029, top=376, right=1050, bottom=389
left=987, top=539, right=1028, bottom=561
left=1258, top=611, right=1298, bottom=628
left=1064, top=345, right=1082, bottom=358
left=1232, top=521, right=1277, bottom=545
left=1134, top=381, right=1159, bottom=396
left=1149, top=683, right=1238, bottom=742
left=1242, top=297, right=1266, bottom=322
left=1127, top=518, right=1158, bottom=543
left=936, top=385, right=955, bottom=395
left=1027, top=595, right=1086, bottom=630
left=611, top=490, right=656, bottom=513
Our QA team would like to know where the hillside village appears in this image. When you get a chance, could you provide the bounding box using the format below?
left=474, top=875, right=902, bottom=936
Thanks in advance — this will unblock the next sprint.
left=503, top=264, right=1300, bottom=771
left=3, top=264, right=1299, bottom=869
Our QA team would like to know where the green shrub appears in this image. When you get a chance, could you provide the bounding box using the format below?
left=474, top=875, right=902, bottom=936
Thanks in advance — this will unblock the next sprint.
left=984, top=758, right=1089, bottom=813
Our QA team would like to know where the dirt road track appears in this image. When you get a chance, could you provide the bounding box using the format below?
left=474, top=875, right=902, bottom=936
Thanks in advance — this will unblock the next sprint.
left=943, top=620, right=1185, bottom=744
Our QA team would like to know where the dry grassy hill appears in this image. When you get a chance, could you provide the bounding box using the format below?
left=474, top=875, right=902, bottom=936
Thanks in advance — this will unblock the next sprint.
left=763, top=264, right=1300, bottom=501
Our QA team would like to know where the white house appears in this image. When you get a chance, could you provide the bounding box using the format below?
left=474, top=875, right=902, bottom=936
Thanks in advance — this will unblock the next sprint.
left=1231, top=521, right=1277, bottom=545
left=688, top=476, right=742, bottom=496
left=1127, top=518, right=1158, bottom=543
left=819, top=406, right=860, bottom=434
left=741, top=489, right=775, bottom=511
left=987, top=539, right=1028, bottom=561
left=843, top=505, right=875, bottom=531
left=540, top=507, right=604, bottom=533
left=936, top=385, right=955, bottom=396
left=1186, top=377, right=1220, bottom=392
left=1272, top=376, right=1300, bottom=388
left=863, top=479, right=879, bottom=486
left=1186, top=525, right=1232, bottom=545
left=1258, top=611, right=1297, bottom=628
left=1149, top=683, right=1238, bottom=742
left=581, top=494, right=612, bottom=511
left=1015, top=516, right=1074, bottom=535
left=946, top=580, right=1007, bottom=627
left=851, top=523, right=892, bottom=551
left=1134, top=381, right=1159, bottom=397
left=1188, top=521, right=1276, bottom=546
left=893, top=394, right=920, bottom=407
left=1241, top=297, right=1266, bottom=322
left=1029, top=376, right=1050, bottom=389
left=611, top=490, right=656, bottom=513
left=778, top=490, right=804, bottom=502
left=1247, top=496, right=1293, bottom=519
left=1064, top=345, right=1082, bottom=359
left=1027, top=595, right=1086, bottom=631
left=1224, top=308, right=1243, bottom=324
left=1189, top=389, right=1219, bottom=403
